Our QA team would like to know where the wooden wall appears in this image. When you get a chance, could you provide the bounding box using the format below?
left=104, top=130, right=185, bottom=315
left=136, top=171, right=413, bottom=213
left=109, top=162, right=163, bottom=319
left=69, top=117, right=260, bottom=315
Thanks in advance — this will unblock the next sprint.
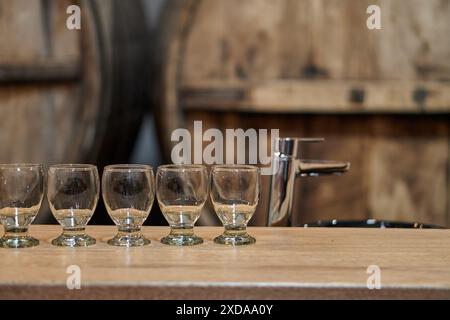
left=183, top=113, right=449, bottom=227
left=154, top=0, right=450, bottom=226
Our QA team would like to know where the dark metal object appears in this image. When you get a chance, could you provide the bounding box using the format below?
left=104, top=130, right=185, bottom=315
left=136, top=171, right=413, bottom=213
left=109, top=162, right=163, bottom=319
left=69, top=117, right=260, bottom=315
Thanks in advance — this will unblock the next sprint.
left=0, top=64, right=81, bottom=83
left=302, top=219, right=445, bottom=229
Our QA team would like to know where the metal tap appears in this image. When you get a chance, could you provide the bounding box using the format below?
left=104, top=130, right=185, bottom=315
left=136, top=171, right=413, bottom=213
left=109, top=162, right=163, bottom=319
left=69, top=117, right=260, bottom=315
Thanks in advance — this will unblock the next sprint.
left=267, top=138, right=350, bottom=227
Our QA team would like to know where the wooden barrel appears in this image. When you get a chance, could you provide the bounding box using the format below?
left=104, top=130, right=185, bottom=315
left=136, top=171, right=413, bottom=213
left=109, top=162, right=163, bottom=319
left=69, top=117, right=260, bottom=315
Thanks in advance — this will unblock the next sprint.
left=152, top=0, right=450, bottom=226
left=0, top=0, right=149, bottom=223
left=0, top=0, right=148, bottom=168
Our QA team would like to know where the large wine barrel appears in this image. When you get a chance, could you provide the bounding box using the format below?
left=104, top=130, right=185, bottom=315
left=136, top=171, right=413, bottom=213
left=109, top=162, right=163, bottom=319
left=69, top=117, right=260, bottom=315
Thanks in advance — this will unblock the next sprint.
left=0, top=0, right=149, bottom=222
left=152, top=0, right=450, bottom=226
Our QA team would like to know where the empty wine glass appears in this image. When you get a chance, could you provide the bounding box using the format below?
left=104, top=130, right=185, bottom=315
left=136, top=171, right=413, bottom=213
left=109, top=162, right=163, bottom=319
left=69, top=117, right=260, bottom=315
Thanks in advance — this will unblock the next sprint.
left=156, top=165, right=208, bottom=246
left=47, top=164, right=99, bottom=247
left=102, top=164, right=155, bottom=247
left=0, top=164, right=45, bottom=248
left=210, top=165, right=260, bottom=245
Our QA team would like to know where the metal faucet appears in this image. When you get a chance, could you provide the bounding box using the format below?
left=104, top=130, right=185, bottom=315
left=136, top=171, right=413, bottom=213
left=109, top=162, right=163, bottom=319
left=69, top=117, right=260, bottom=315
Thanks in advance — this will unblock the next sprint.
left=267, top=138, right=350, bottom=227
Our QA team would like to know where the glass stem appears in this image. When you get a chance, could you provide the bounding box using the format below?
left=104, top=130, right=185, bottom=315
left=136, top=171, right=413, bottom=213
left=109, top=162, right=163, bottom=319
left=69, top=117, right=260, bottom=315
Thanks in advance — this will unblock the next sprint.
left=4, top=227, right=29, bottom=238
left=224, top=225, right=247, bottom=237
left=170, top=225, right=194, bottom=237
left=62, top=227, right=86, bottom=236
left=117, top=226, right=141, bottom=238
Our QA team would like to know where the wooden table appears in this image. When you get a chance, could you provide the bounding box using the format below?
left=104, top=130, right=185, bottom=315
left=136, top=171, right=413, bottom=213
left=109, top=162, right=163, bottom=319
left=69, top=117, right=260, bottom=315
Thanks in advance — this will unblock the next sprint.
left=0, top=225, right=449, bottom=299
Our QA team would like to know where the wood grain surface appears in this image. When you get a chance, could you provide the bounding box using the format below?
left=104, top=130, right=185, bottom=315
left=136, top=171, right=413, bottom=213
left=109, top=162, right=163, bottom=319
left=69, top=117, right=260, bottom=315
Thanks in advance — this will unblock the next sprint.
left=0, top=0, right=147, bottom=169
left=0, top=0, right=149, bottom=225
left=153, top=0, right=450, bottom=228
left=1, top=225, right=450, bottom=300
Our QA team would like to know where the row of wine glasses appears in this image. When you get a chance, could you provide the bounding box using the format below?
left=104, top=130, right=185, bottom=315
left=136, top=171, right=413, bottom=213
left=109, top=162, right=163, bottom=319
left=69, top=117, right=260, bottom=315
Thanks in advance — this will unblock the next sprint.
left=0, top=164, right=260, bottom=248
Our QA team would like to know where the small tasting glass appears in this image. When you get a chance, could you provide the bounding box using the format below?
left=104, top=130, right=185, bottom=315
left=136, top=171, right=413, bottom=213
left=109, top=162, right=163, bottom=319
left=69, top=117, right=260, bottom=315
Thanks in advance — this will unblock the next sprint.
left=102, top=164, right=155, bottom=247
left=156, top=165, right=208, bottom=246
left=47, top=164, right=99, bottom=247
left=0, top=164, right=45, bottom=248
left=210, top=165, right=260, bottom=246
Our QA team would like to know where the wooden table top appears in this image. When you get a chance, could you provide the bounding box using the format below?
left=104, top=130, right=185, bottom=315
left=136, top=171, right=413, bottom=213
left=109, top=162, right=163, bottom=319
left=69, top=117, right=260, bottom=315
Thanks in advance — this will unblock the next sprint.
left=1, top=225, right=449, bottom=299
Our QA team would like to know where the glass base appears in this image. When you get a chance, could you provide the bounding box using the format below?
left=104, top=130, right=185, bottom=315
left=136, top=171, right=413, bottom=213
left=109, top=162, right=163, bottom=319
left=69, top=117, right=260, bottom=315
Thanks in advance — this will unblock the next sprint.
left=214, top=232, right=256, bottom=246
left=52, top=231, right=96, bottom=247
left=0, top=234, right=39, bottom=248
left=107, top=230, right=150, bottom=247
left=161, top=233, right=203, bottom=246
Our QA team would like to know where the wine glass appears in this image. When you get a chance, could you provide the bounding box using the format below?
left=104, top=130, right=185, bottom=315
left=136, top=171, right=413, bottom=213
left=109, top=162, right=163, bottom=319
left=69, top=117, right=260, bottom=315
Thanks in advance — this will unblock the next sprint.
left=210, top=165, right=260, bottom=245
left=156, top=165, right=208, bottom=246
left=102, top=164, right=155, bottom=247
left=0, top=164, right=45, bottom=248
left=47, top=164, right=99, bottom=247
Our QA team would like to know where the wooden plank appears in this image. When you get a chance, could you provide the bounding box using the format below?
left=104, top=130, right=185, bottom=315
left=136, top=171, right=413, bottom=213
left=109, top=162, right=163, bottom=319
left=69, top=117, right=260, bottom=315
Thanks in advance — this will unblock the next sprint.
left=0, top=84, right=81, bottom=164
left=367, top=116, right=449, bottom=226
left=0, top=0, right=80, bottom=65
left=181, top=0, right=450, bottom=82
left=0, top=0, right=47, bottom=64
left=180, top=0, right=376, bottom=81
left=181, top=80, right=450, bottom=113
left=379, top=0, right=450, bottom=81
left=1, top=225, right=450, bottom=299
left=175, top=0, right=450, bottom=112
left=0, top=0, right=82, bottom=83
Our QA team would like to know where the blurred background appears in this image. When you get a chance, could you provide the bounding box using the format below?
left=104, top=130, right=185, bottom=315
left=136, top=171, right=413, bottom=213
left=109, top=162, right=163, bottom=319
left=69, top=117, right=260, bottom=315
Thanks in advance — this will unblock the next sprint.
left=1, top=0, right=449, bottom=227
